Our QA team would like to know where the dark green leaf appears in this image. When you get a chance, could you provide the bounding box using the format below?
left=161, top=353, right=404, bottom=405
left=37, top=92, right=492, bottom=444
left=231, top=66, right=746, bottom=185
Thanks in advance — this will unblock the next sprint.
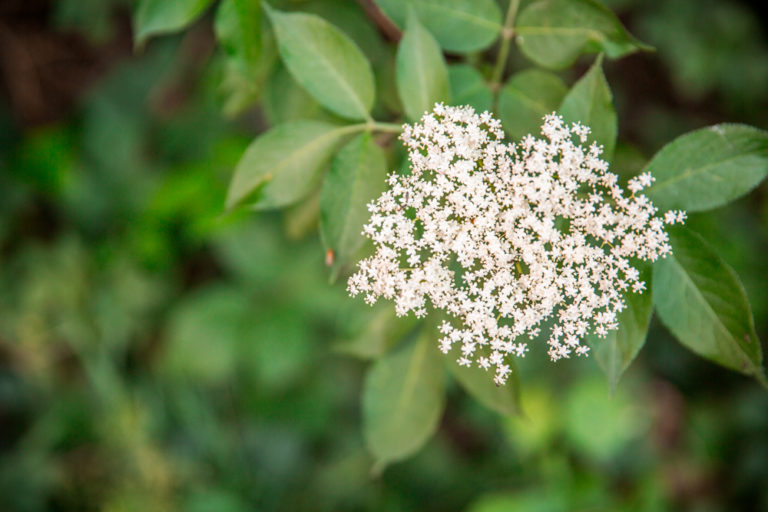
left=320, top=133, right=388, bottom=277
left=448, top=64, right=492, bottom=113
left=515, top=0, right=651, bottom=69
left=214, top=0, right=261, bottom=66
left=643, top=124, right=768, bottom=212
left=134, top=0, right=215, bottom=46
left=498, top=68, right=567, bottom=141
left=589, top=265, right=653, bottom=392
left=226, top=121, right=356, bottom=210
left=264, top=4, right=375, bottom=121
left=218, top=21, right=277, bottom=117
left=559, top=56, right=617, bottom=160
left=374, top=0, right=502, bottom=53
left=363, top=328, right=445, bottom=470
left=396, top=9, right=450, bottom=121
left=447, top=354, right=521, bottom=416
left=653, top=227, right=764, bottom=379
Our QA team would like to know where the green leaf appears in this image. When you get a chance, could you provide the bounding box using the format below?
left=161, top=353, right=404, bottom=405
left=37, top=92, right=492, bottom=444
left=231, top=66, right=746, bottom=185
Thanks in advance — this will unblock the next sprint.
left=134, top=0, right=215, bottom=46
left=515, top=0, right=651, bottom=69
left=448, top=64, right=492, bottom=113
left=320, top=133, right=388, bottom=277
left=374, top=0, right=502, bottom=53
left=363, top=328, right=445, bottom=470
left=589, top=265, right=653, bottom=392
left=218, top=27, right=276, bottom=117
left=467, top=491, right=566, bottom=512
left=396, top=9, right=450, bottom=121
left=304, top=0, right=388, bottom=65
left=643, top=124, right=768, bottom=212
left=498, top=68, right=567, bottom=142
left=226, top=121, right=355, bottom=210
left=214, top=0, right=261, bottom=67
left=653, top=227, right=764, bottom=379
left=447, top=355, right=521, bottom=416
left=559, top=56, right=617, bottom=160
left=215, top=0, right=270, bottom=116
left=263, top=4, right=375, bottom=121
left=263, top=64, right=325, bottom=125
left=563, top=377, right=647, bottom=461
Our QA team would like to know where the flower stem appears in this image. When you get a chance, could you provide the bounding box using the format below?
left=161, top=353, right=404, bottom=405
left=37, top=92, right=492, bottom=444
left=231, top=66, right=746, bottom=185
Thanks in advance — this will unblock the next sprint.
left=490, top=0, right=521, bottom=96
left=370, top=121, right=404, bottom=133
left=347, top=121, right=404, bottom=135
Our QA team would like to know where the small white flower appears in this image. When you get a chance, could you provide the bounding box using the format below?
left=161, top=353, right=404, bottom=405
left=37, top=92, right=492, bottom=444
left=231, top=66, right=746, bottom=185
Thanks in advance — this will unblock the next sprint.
left=348, top=105, right=683, bottom=385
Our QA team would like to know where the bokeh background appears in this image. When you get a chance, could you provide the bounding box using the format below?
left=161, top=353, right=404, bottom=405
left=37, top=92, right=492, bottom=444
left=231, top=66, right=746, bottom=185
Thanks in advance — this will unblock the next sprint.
left=1, top=0, right=768, bottom=510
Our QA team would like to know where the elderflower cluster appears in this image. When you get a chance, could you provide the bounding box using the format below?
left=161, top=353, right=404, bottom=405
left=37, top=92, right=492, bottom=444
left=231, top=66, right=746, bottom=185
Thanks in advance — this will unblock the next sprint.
left=348, top=104, right=685, bottom=385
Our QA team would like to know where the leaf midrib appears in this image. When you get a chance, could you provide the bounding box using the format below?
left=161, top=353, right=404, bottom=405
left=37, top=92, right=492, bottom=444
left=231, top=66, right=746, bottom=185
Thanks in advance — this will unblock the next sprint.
left=391, top=336, right=430, bottom=440
left=337, top=142, right=371, bottom=256
left=515, top=25, right=606, bottom=43
left=667, top=255, right=755, bottom=368
left=504, top=85, right=558, bottom=115
left=418, top=1, right=501, bottom=30
left=297, top=30, right=370, bottom=119
left=232, top=124, right=343, bottom=205
left=647, top=154, right=767, bottom=195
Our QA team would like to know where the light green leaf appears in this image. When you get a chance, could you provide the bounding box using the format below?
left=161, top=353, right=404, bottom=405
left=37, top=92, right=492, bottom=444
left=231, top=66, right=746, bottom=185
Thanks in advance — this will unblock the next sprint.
left=503, top=387, right=559, bottom=455
left=643, top=124, right=768, bottom=212
left=320, top=133, right=388, bottom=277
left=448, top=64, right=492, bottom=113
left=467, top=491, right=566, bottom=512
left=214, top=0, right=261, bottom=67
left=363, top=328, right=445, bottom=470
left=498, top=68, right=567, bottom=142
left=226, top=121, right=356, bottom=210
left=515, top=0, right=651, bottom=69
left=653, top=227, right=764, bottom=379
left=134, top=0, right=215, bottom=46
left=334, top=304, right=419, bottom=360
left=447, top=355, right=521, bottom=416
left=589, top=265, right=653, bottom=392
left=374, top=0, right=502, bottom=53
left=264, top=4, right=375, bottom=121
left=559, top=55, right=617, bottom=160
left=563, top=377, right=648, bottom=461
left=396, top=9, right=450, bottom=121
left=263, top=64, right=325, bottom=125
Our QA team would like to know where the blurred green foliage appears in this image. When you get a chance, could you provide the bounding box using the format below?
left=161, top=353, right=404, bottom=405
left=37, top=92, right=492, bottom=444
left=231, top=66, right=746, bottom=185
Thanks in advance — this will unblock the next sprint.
left=1, top=0, right=768, bottom=510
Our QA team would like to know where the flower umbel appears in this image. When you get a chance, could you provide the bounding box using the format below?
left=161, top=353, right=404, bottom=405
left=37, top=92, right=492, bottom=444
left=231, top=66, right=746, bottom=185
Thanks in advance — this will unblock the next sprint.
left=348, top=104, right=684, bottom=385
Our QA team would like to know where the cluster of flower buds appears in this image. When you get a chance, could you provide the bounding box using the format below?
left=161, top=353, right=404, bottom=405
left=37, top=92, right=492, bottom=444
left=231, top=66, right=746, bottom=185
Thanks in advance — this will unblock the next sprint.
left=349, top=104, right=684, bottom=385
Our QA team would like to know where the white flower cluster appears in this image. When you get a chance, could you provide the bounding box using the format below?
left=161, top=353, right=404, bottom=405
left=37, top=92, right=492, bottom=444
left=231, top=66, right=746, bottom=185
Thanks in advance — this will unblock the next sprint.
left=348, top=104, right=685, bottom=385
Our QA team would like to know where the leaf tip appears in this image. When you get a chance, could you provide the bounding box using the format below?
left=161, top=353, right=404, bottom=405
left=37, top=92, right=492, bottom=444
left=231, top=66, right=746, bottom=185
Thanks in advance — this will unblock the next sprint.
left=370, top=459, right=387, bottom=478
left=261, top=1, right=276, bottom=19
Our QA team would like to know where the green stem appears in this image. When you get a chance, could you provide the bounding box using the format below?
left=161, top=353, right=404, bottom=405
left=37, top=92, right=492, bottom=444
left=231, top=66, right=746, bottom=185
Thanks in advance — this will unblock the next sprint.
left=348, top=121, right=404, bottom=135
left=370, top=121, right=404, bottom=133
left=490, top=0, right=521, bottom=96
